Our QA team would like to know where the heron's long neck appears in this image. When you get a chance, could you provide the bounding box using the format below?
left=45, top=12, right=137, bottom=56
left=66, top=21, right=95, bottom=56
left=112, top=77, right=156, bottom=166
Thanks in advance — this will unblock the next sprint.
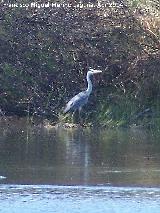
left=86, top=73, right=92, bottom=95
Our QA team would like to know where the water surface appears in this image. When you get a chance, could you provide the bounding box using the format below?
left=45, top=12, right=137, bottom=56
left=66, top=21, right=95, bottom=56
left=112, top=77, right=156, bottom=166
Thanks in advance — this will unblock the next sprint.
left=0, top=118, right=160, bottom=212
left=0, top=119, right=160, bottom=186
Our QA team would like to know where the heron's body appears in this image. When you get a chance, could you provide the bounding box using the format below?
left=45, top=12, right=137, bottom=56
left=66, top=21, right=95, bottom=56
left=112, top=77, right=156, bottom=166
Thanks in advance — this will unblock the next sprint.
left=64, top=69, right=102, bottom=114
left=64, top=91, right=89, bottom=113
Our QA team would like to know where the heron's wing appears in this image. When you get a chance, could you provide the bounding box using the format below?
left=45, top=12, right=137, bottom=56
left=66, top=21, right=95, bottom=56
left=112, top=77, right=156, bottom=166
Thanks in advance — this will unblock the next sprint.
left=64, top=91, right=89, bottom=113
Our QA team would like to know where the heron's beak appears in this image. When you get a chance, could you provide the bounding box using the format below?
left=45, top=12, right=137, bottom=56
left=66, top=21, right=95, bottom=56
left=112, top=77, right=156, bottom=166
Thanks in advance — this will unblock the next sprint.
left=93, top=70, right=102, bottom=74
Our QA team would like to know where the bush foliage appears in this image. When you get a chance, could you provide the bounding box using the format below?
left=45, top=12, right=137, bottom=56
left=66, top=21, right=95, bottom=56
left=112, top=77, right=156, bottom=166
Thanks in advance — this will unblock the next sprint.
left=0, top=0, right=159, bottom=127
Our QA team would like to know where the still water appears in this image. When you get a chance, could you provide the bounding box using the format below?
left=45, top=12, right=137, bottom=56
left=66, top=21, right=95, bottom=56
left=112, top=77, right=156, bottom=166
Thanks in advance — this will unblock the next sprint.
left=0, top=118, right=160, bottom=212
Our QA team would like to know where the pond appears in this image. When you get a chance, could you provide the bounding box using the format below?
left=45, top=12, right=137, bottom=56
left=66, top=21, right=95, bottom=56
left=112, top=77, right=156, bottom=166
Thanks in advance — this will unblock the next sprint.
left=0, top=118, right=160, bottom=212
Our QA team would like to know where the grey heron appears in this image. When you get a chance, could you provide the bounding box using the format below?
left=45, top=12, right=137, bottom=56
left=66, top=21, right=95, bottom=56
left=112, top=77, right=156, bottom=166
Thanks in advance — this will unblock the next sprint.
left=64, top=68, right=102, bottom=117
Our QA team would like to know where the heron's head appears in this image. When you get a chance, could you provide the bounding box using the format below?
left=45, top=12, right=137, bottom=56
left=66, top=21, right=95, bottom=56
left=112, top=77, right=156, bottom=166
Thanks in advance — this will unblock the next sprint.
left=88, top=68, right=102, bottom=76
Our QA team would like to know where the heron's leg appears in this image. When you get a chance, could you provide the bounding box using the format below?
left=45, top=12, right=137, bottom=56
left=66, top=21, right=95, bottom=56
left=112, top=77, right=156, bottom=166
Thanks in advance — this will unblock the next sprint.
left=78, top=107, right=83, bottom=125
left=71, top=110, right=76, bottom=123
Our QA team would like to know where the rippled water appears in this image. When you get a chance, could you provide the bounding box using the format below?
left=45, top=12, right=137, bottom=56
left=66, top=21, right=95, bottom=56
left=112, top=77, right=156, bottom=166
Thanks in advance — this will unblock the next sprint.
left=0, top=118, right=160, bottom=212
left=0, top=185, right=160, bottom=213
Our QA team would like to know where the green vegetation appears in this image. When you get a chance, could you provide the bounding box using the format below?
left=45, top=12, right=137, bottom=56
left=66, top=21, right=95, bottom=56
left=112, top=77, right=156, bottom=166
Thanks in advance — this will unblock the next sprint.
left=0, top=0, right=159, bottom=128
